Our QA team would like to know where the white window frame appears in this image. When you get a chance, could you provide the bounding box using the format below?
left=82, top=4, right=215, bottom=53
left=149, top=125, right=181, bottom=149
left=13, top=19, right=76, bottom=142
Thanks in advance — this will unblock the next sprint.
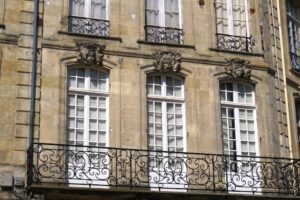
left=66, top=67, right=110, bottom=187
left=67, top=67, right=109, bottom=148
left=145, top=0, right=182, bottom=28
left=220, top=82, right=259, bottom=158
left=146, top=74, right=186, bottom=190
left=216, top=0, right=250, bottom=36
left=69, top=0, right=109, bottom=20
left=220, top=82, right=260, bottom=193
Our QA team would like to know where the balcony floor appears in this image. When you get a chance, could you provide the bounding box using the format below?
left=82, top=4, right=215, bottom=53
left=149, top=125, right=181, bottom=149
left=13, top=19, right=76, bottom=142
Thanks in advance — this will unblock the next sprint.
left=28, top=185, right=300, bottom=200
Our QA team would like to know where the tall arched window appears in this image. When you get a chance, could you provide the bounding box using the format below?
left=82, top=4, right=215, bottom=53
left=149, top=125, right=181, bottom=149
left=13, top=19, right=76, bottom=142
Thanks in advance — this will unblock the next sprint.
left=147, top=74, right=186, bottom=155
left=67, top=67, right=109, bottom=148
left=220, top=82, right=258, bottom=169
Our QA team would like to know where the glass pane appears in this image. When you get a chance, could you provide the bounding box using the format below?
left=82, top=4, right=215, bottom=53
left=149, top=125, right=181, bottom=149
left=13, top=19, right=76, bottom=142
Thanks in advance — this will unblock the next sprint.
left=77, top=78, right=85, bottom=88
left=149, top=135, right=154, bottom=145
left=77, top=107, right=84, bottom=118
left=167, top=114, right=174, bottom=124
left=168, top=136, right=175, bottom=146
left=77, top=119, right=84, bottom=129
left=89, top=120, right=97, bottom=130
left=176, top=126, right=183, bottom=135
left=248, top=131, right=255, bottom=141
left=77, top=131, right=84, bottom=140
left=167, top=86, right=173, bottom=96
left=175, top=104, right=182, bottom=113
left=229, top=141, right=236, bottom=150
left=99, top=132, right=106, bottom=143
left=249, top=142, right=256, bottom=152
left=99, top=120, right=106, bottom=131
left=89, top=131, right=97, bottom=141
left=89, top=108, right=97, bottom=118
left=241, top=131, right=247, bottom=141
left=156, top=124, right=162, bottom=134
left=240, top=120, right=246, bottom=130
left=99, top=80, right=106, bottom=91
left=99, top=98, right=106, bottom=107
left=77, top=96, right=84, bottom=106
left=69, top=118, right=75, bottom=128
left=248, top=121, right=254, bottom=131
left=99, top=109, right=106, bottom=119
left=229, top=130, right=236, bottom=139
left=69, top=106, right=75, bottom=117
left=220, top=91, right=226, bottom=101
left=241, top=142, right=248, bottom=152
left=90, top=79, right=98, bottom=89
left=175, top=115, right=182, bottom=124
left=175, top=87, right=182, bottom=97
left=154, top=86, right=161, bottom=95
left=90, top=97, right=97, bottom=107
left=176, top=137, right=183, bottom=147
left=155, top=102, right=162, bottom=112
left=148, top=124, right=154, bottom=133
left=68, top=130, right=75, bottom=140
left=156, top=135, right=163, bottom=145
left=69, top=77, right=76, bottom=87
left=168, top=125, right=175, bottom=135
left=239, top=109, right=245, bottom=119
left=155, top=114, right=162, bottom=123
left=148, top=113, right=154, bottom=123
left=228, top=108, right=234, bottom=118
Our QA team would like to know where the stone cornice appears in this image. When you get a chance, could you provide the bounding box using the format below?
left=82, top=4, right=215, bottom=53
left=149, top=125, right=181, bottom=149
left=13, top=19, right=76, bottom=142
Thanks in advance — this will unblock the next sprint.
left=0, top=33, right=18, bottom=45
left=41, top=40, right=271, bottom=71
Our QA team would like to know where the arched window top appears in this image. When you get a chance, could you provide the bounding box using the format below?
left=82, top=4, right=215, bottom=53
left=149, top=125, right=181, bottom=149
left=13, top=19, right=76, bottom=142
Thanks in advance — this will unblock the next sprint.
left=220, top=82, right=255, bottom=105
left=68, top=67, right=109, bottom=93
left=147, top=74, right=184, bottom=98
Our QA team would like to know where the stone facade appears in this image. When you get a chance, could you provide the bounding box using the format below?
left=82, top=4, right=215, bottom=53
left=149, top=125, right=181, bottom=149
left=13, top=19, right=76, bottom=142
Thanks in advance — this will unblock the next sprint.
left=0, top=0, right=299, bottom=199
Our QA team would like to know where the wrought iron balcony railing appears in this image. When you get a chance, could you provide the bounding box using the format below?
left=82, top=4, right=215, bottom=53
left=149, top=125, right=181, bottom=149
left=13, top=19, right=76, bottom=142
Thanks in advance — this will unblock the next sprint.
left=68, top=16, right=110, bottom=36
left=145, top=25, right=183, bottom=44
left=290, top=52, right=300, bottom=72
left=216, top=33, right=253, bottom=53
left=27, top=143, right=300, bottom=196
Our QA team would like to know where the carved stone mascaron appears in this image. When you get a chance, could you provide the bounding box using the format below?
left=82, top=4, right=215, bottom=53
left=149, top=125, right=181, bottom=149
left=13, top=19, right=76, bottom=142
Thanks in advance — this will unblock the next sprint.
left=153, top=51, right=181, bottom=73
left=76, top=43, right=105, bottom=65
left=225, top=58, right=251, bottom=79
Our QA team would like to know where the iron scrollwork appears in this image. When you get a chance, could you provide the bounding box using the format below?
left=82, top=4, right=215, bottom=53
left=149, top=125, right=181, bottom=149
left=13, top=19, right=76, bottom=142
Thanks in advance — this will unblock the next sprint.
left=153, top=51, right=181, bottom=73
left=290, top=52, right=300, bottom=72
left=145, top=25, right=183, bottom=44
left=76, top=43, right=105, bottom=65
left=27, top=143, right=300, bottom=196
left=68, top=16, right=110, bottom=36
left=216, top=33, right=253, bottom=52
left=225, top=58, right=251, bottom=79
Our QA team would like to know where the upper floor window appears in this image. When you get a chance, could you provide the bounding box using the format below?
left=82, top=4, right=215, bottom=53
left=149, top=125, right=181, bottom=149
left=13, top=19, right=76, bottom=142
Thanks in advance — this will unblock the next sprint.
left=287, top=0, right=300, bottom=71
left=145, top=0, right=183, bottom=44
left=215, top=0, right=252, bottom=52
left=69, top=0, right=109, bottom=36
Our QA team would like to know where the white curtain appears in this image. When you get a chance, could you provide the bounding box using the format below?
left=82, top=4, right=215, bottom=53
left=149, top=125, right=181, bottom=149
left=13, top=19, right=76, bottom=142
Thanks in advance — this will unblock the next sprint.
left=70, top=0, right=86, bottom=17
left=91, top=0, right=107, bottom=20
left=146, top=0, right=159, bottom=26
left=164, top=0, right=179, bottom=28
left=216, top=0, right=249, bottom=36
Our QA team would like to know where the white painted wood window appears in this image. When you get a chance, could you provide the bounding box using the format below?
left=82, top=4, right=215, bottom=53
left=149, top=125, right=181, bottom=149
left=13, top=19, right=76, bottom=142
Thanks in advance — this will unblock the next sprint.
left=147, top=74, right=186, bottom=190
left=220, top=82, right=258, bottom=166
left=147, top=75, right=185, bottom=154
left=67, top=68, right=109, bottom=149
left=70, top=0, right=108, bottom=20
left=295, top=101, right=300, bottom=149
left=146, top=0, right=182, bottom=28
left=215, top=0, right=250, bottom=36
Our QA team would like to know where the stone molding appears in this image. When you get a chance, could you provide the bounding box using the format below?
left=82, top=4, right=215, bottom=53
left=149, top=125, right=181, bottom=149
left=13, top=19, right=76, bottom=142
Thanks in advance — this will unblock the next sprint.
left=153, top=51, right=181, bottom=73
left=76, top=43, right=105, bottom=65
left=225, top=58, right=251, bottom=79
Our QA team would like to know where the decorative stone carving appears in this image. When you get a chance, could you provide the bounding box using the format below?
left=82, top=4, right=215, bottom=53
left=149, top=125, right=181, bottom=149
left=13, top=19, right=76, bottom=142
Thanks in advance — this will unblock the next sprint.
left=153, top=51, right=181, bottom=72
left=77, top=43, right=105, bottom=65
left=225, top=58, right=251, bottom=79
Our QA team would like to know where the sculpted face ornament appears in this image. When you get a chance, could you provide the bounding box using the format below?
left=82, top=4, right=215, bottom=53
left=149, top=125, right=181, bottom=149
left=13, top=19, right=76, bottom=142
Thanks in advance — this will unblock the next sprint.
left=153, top=51, right=181, bottom=73
left=225, top=58, right=251, bottom=79
left=77, top=43, right=105, bottom=65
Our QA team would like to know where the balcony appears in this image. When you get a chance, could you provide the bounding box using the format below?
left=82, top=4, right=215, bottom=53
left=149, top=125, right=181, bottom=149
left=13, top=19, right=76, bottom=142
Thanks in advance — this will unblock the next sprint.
left=68, top=16, right=110, bottom=36
left=27, top=143, right=300, bottom=198
left=145, top=25, right=183, bottom=45
left=216, top=33, right=253, bottom=53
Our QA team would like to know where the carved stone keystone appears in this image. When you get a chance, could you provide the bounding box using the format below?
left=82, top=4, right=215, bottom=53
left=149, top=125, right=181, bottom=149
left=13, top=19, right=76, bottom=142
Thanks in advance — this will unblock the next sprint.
left=225, top=58, right=251, bottom=79
left=153, top=51, right=181, bottom=73
left=77, top=43, right=105, bottom=65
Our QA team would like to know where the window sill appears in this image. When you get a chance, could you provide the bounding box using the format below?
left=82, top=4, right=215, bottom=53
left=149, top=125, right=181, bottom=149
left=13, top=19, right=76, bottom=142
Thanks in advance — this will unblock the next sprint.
left=58, top=31, right=122, bottom=43
left=137, top=40, right=195, bottom=50
left=290, top=68, right=300, bottom=77
left=209, top=48, right=264, bottom=57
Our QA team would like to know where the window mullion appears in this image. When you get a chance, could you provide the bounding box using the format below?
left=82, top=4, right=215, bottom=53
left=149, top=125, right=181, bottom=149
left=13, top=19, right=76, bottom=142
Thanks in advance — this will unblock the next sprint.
left=162, top=101, right=168, bottom=152
left=244, top=0, right=250, bottom=37
left=234, top=108, right=242, bottom=156
left=227, top=0, right=234, bottom=35
left=84, top=95, right=90, bottom=146
left=160, top=0, right=165, bottom=27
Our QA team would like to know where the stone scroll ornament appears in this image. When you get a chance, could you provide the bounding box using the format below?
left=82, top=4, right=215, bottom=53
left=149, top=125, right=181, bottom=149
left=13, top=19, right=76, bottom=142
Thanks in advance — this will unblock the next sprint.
left=225, top=58, right=251, bottom=79
left=153, top=51, right=181, bottom=73
left=76, top=43, right=105, bottom=65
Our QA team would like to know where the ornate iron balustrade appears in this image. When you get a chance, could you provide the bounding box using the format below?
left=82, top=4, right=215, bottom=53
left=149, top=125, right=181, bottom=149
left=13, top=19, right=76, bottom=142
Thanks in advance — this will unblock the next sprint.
left=68, top=16, right=110, bottom=36
left=216, top=33, right=253, bottom=52
left=145, top=25, right=183, bottom=44
left=290, top=52, right=300, bottom=72
left=27, top=143, right=300, bottom=196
